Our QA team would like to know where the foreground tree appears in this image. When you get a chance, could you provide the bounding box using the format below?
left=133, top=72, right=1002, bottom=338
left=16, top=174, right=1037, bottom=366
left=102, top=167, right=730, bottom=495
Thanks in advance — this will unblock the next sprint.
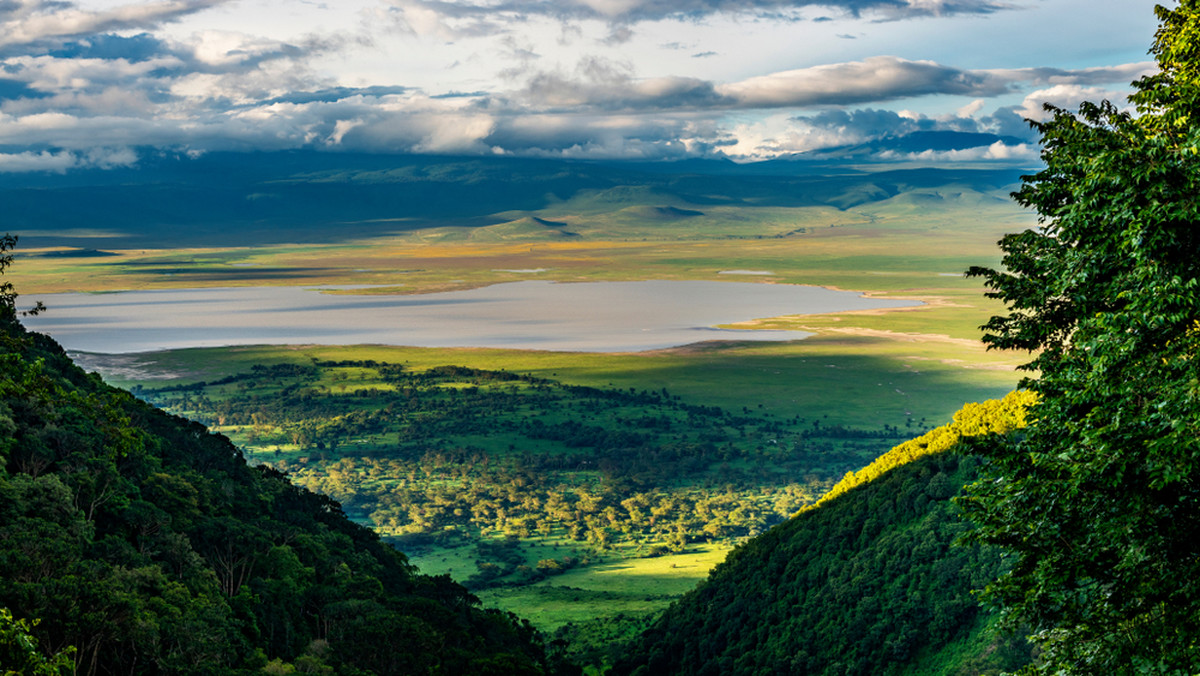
left=961, top=2, right=1200, bottom=672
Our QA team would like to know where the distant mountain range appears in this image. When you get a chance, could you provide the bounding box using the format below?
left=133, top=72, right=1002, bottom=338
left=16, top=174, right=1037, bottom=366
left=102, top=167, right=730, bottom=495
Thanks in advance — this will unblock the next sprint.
left=2, top=149, right=1030, bottom=249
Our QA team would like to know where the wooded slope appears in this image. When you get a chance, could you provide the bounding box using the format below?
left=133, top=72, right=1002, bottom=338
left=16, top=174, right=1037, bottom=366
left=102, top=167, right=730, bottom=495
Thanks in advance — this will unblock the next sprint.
left=0, top=317, right=571, bottom=675
left=609, top=394, right=1033, bottom=676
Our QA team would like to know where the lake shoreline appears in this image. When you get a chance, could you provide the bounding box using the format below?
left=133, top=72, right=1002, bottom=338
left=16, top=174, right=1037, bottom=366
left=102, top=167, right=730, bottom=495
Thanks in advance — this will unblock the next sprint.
left=24, top=279, right=920, bottom=355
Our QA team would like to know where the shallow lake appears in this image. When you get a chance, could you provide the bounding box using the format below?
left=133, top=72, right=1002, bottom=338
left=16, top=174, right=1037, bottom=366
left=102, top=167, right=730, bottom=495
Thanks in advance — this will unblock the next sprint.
left=22, top=280, right=918, bottom=354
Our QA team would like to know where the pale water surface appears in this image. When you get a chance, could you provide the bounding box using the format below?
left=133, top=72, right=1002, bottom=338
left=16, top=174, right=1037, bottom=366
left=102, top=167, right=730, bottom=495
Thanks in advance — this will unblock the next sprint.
left=22, top=280, right=917, bottom=354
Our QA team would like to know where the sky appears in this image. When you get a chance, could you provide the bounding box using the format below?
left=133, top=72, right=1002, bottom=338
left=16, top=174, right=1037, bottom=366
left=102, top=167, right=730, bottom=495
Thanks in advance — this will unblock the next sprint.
left=0, top=0, right=1164, bottom=171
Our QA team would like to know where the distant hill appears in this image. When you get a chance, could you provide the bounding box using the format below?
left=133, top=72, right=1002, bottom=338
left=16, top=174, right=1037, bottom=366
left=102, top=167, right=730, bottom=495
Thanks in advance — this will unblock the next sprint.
left=609, top=392, right=1034, bottom=676
left=0, top=315, right=573, bottom=674
left=466, top=216, right=580, bottom=241
left=617, top=205, right=706, bottom=222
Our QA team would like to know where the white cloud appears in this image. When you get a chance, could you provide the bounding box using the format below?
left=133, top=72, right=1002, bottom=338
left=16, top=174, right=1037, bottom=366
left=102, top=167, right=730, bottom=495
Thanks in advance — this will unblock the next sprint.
left=518, top=60, right=722, bottom=111
left=4, top=52, right=171, bottom=87
left=379, top=0, right=1014, bottom=34
left=328, top=117, right=362, bottom=145
left=577, top=0, right=644, bottom=18
left=366, top=106, right=496, bottom=154
left=510, top=55, right=1134, bottom=115
left=986, top=62, right=1157, bottom=88
left=482, top=108, right=714, bottom=159
left=186, top=30, right=294, bottom=67
left=957, top=98, right=985, bottom=118
left=386, top=1, right=453, bottom=37
left=887, top=0, right=1015, bottom=18
left=82, top=145, right=138, bottom=167
left=1013, top=84, right=1132, bottom=121
left=6, top=86, right=160, bottom=116
left=0, top=0, right=230, bottom=49
left=168, top=55, right=326, bottom=108
left=720, top=114, right=821, bottom=160
left=0, top=50, right=1144, bottom=164
left=878, top=140, right=1039, bottom=162
left=0, top=54, right=179, bottom=116
left=0, top=145, right=136, bottom=171
left=978, top=140, right=1035, bottom=160
left=0, top=148, right=77, bottom=172
left=710, top=106, right=1044, bottom=162
left=718, top=56, right=1010, bottom=108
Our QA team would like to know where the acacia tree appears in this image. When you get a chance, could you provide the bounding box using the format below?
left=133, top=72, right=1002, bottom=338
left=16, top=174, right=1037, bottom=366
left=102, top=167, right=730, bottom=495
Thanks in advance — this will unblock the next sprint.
left=960, top=2, right=1200, bottom=673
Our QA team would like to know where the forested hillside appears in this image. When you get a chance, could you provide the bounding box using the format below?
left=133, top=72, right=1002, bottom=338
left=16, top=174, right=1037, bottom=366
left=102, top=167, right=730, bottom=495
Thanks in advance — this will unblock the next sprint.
left=0, top=243, right=572, bottom=674
left=609, top=393, right=1033, bottom=676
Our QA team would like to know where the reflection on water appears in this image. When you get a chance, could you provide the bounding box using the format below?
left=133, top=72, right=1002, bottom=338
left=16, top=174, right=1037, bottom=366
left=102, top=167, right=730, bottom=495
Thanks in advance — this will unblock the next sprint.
left=22, top=280, right=918, bottom=354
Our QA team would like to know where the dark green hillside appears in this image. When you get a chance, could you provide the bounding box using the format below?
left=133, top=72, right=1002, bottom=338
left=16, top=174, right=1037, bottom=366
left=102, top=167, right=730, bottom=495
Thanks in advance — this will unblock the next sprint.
left=609, top=393, right=1034, bottom=676
left=0, top=277, right=571, bottom=672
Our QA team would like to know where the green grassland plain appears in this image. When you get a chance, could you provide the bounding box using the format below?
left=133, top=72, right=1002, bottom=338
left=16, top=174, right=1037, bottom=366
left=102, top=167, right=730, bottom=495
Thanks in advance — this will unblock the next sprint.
left=12, top=171, right=1034, bottom=655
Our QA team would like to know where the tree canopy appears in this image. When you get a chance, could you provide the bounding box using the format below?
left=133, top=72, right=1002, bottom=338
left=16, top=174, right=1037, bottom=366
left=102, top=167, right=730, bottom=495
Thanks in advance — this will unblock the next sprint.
left=961, top=1, right=1200, bottom=672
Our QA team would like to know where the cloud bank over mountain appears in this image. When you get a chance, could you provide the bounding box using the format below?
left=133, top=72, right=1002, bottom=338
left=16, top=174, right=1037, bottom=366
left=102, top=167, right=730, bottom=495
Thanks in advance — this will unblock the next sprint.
left=0, top=0, right=1161, bottom=169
